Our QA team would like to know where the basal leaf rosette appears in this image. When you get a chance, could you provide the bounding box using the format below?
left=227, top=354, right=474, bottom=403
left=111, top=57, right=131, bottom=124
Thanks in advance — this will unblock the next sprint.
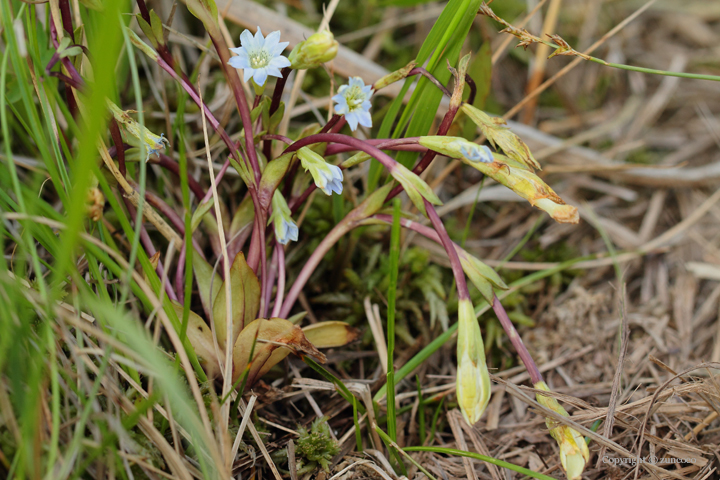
left=419, top=136, right=578, bottom=224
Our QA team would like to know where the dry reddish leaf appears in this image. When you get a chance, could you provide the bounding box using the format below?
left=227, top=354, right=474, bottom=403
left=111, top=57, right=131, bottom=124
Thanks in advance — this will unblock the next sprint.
left=232, top=318, right=326, bottom=385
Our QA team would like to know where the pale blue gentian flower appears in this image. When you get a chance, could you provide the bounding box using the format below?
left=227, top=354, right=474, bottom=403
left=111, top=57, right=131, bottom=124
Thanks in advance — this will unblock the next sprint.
left=146, top=133, right=169, bottom=162
left=297, top=147, right=343, bottom=195
left=270, top=191, right=299, bottom=245
left=332, top=77, right=373, bottom=131
left=228, top=27, right=290, bottom=87
left=460, top=144, right=494, bottom=164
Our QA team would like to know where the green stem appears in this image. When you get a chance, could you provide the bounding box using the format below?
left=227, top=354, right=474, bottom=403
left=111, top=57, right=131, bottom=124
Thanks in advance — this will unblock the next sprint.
left=588, top=57, right=720, bottom=82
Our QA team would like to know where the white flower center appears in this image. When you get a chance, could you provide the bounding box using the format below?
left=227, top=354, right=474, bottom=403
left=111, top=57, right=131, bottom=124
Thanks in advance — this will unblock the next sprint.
left=344, top=86, right=365, bottom=111
left=249, top=50, right=271, bottom=69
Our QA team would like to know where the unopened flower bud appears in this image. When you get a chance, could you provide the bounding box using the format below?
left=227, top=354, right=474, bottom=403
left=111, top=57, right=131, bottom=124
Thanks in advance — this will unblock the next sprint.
left=270, top=191, right=298, bottom=245
left=288, top=30, right=338, bottom=69
left=106, top=100, right=169, bottom=162
left=456, top=298, right=491, bottom=425
left=297, top=147, right=343, bottom=196
left=458, top=251, right=508, bottom=303
left=373, top=61, right=417, bottom=91
left=421, top=135, right=579, bottom=225
left=86, top=187, right=104, bottom=222
left=535, top=381, right=589, bottom=480
left=419, top=136, right=494, bottom=164
left=389, top=163, right=441, bottom=216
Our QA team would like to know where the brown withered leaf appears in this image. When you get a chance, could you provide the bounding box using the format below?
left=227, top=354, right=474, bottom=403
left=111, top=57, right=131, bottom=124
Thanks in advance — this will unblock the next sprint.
left=170, top=301, right=220, bottom=378
left=302, top=321, right=361, bottom=349
left=213, top=252, right=261, bottom=352
left=232, top=318, right=326, bottom=385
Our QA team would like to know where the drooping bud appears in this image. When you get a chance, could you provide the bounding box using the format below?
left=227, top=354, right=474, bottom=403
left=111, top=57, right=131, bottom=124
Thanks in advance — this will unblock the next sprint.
left=534, top=381, right=589, bottom=480
left=389, top=163, right=441, bottom=216
left=419, top=136, right=494, bottom=164
left=297, top=147, right=343, bottom=196
left=288, top=30, right=339, bottom=69
left=420, top=136, right=578, bottom=224
left=456, top=298, right=491, bottom=425
left=106, top=99, right=169, bottom=162
left=270, top=190, right=299, bottom=245
left=457, top=250, right=508, bottom=303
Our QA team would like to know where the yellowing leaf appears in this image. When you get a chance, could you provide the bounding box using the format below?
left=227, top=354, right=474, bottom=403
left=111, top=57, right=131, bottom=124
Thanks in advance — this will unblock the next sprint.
left=302, top=321, right=361, bottom=349
left=212, top=252, right=260, bottom=351
left=170, top=301, right=220, bottom=378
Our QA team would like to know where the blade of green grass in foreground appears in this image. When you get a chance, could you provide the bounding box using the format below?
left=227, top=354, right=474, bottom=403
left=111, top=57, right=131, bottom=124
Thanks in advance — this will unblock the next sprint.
left=404, top=446, right=556, bottom=480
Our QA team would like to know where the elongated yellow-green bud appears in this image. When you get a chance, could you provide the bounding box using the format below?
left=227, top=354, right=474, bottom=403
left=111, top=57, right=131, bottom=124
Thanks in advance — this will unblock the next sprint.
left=420, top=136, right=578, bottom=224
left=373, top=61, right=417, bottom=91
left=288, top=31, right=338, bottom=69
left=419, top=136, right=494, bottom=164
left=461, top=104, right=541, bottom=171
left=456, top=299, right=491, bottom=424
left=535, top=381, right=589, bottom=480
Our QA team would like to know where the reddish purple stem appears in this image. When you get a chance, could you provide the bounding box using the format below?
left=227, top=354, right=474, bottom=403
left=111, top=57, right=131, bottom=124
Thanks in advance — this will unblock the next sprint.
left=371, top=214, right=544, bottom=385
left=425, top=202, right=470, bottom=301
left=491, top=296, right=543, bottom=385
left=271, top=244, right=285, bottom=318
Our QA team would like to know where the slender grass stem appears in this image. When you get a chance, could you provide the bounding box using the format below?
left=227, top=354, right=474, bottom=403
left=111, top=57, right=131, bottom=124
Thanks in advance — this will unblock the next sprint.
left=119, top=16, right=149, bottom=307
left=386, top=199, right=401, bottom=443
left=375, top=427, right=433, bottom=479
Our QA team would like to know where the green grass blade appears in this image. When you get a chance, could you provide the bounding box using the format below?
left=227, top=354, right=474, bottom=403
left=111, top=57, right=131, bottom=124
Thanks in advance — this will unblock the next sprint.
left=386, top=198, right=401, bottom=443
left=404, top=446, right=555, bottom=479
left=368, top=0, right=481, bottom=189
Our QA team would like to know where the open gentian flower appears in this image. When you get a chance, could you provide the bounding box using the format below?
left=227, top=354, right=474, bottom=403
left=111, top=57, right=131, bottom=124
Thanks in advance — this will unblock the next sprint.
left=297, top=147, right=343, bottom=195
left=228, top=27, right=290, bottom=87
left=332, top=77, right=373, bottom=131
left=146, top=133, right=169, bottom=162
left=271, top=191, right=299, bottom=245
